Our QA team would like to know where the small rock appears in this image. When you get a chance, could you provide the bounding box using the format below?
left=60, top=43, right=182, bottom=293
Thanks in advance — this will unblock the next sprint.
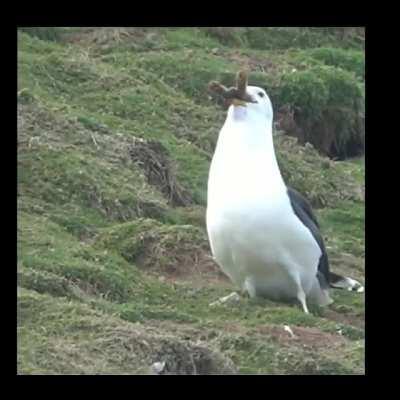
left=304, top=142, right=314, bottom=151
left=209, top=292, right=240, bottom=307
left=211, top=48, right=220, bottom=55
left=284, top=325, right=295, bottom=338
left=151, top=361, right=166, bottom=374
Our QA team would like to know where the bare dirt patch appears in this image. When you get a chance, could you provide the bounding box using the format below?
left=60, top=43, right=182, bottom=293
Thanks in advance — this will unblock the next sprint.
left=323, top=308, right=364, bottom=330
left=255, top=325, right=346, bottom=350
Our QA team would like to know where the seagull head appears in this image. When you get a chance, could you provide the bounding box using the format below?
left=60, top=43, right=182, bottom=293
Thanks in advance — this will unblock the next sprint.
left=228, top=86, right=273, bottom=123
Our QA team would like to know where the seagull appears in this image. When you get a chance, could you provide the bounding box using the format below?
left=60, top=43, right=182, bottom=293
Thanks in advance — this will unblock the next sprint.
left=206, top=78, right=363, bottom=313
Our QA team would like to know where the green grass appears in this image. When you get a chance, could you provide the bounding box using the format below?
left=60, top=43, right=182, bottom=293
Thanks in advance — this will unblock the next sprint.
left=18, top=28, right=365, bottom=375
left=318, top=202, right=365, bottom=258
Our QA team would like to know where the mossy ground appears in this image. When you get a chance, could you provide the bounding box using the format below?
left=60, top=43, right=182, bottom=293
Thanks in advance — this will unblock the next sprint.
left=18, top=28, right=365, bottom=374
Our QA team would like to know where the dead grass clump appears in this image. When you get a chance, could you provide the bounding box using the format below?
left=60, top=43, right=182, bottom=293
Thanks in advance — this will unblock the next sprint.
left=135, top=226, right=219, bottom=281
left=128, top=138, right=193, bottom=207
left=64, top=28, right=165, bottom=52
left=149, top=339, right=237, bottom=375
left=96, top=219, right=223, bottom=282
left=18, top=288, right=237, bottom=375
left=275, top=135, right=364, bottom=208
left=202, top=27, right=245, bottom=46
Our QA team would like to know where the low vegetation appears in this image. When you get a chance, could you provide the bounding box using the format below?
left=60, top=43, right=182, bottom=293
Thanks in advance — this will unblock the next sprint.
left=18, top=27, right=365, bottom=374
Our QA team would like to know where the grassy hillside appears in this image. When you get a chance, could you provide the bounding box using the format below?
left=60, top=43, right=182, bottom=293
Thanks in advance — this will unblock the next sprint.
left=17, top=27, right=365, bottom=374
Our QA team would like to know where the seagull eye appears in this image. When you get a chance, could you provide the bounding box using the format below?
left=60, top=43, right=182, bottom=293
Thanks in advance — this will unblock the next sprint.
left=258, top=92, right=265, bottom=98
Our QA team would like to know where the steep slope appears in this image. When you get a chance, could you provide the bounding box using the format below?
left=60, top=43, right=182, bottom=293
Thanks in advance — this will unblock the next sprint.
left=17, top=28, right=365, bottom=374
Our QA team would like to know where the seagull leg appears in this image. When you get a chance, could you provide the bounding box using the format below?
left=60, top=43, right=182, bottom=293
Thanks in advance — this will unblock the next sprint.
left=288, top=270, right=310, bottom=314
left=297, top=288, right=309, bottom=314
left=243, top=277, right=257, bottom=298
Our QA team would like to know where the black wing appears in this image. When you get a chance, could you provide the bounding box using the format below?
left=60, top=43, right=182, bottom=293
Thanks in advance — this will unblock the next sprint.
left=287, top=187, right=330, bottom=288
left=287, top=187, right=319, bottom=228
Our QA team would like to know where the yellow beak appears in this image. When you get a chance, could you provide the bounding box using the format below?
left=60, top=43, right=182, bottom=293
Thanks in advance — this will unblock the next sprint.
left=231, top=98, right=247, bottom=107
